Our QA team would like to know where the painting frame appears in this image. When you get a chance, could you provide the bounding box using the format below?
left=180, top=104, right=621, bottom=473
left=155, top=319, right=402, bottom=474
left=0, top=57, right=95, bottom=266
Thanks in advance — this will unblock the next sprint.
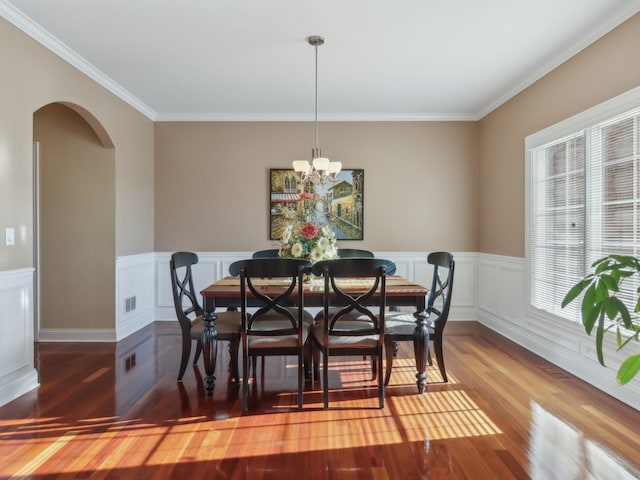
left=269, top=168, right=364, bottom=241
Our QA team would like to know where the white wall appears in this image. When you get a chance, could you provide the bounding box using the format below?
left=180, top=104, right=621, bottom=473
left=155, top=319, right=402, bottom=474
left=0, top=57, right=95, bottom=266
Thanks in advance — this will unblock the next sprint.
left=478, top=254, right=640, bottom=410
left=0, top=268, right=38, bottom=406
left=154, top=251, right=478, bottom=322
left=2, top=251, right=638, bottom=411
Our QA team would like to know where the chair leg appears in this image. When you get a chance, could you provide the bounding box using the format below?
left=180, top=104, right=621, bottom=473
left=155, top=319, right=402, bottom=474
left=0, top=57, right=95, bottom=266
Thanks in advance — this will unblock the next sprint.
left=384, top=339, right=394, bottom=386
left=229, top=337, right=240, bottom=383
left=242, top=349, right=249, bottom=412
left=252, top=357, right=259, bottom=379
left=432, top=334, right=448, bottom=382
left=298, top=348, right=304, bottom=409
left=378, top=346, right=384, bottom=408
left=303, top=341, right=312, bottom=381
left=323, top=350, right=329, bottom=409
left=178, top=336, right=192, bottom=381
left=193, top=339, right=202, bottom=364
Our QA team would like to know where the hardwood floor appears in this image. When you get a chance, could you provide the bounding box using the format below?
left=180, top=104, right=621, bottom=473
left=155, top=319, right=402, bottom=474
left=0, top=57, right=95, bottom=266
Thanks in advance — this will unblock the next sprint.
left=1, top=321, right=639, bottom=479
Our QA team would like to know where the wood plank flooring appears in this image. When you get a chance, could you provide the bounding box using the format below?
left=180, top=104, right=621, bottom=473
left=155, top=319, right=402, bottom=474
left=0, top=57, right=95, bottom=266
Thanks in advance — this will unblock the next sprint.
left=0, top=321, right=639, bottom=479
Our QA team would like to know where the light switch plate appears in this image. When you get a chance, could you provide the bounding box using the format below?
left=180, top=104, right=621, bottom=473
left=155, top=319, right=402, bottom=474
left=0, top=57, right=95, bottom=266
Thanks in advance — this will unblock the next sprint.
left=5, top=228, right=15, bottom=246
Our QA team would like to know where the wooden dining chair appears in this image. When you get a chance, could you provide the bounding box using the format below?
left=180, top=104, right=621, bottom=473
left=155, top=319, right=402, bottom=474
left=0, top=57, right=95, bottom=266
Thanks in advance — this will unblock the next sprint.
left=311, top=258, right=389, bottom=409
left=229, top=257, right=313, bottom=411
left=384, top=251, right=455, bottom=385
left=169, top=252, right=242, bottom=382
left=252, top=249, right=280, bottom=258
left=337, top=248, right=374, bottom=258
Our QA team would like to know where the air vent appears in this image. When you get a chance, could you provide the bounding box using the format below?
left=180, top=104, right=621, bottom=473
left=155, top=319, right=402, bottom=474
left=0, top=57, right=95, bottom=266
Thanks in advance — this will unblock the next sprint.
left=125, top=296, right=137, bottom=312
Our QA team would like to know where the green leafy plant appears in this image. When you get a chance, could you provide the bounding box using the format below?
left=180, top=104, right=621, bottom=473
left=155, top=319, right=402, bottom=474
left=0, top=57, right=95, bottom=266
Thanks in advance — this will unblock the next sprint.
left=562, top=255, right=640, bottom=384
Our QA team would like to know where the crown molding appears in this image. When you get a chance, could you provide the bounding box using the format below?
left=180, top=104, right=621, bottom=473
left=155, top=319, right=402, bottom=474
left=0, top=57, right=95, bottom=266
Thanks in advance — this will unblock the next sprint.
left=154, top=112, right=480, bottom=122
left=0, top=0, right=157, bottom=120
left=3, top=0, right=640, bottom=123
left=477, top=0, right=640, bottom=119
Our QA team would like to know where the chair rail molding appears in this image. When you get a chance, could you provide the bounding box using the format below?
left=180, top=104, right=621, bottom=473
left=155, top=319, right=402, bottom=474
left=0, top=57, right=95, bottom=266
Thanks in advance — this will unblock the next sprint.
left=0, top=268, right=39, bottom=407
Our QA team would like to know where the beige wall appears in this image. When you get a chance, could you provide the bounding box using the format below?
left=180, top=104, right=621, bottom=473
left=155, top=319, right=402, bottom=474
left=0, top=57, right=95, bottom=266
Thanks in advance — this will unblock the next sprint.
left=0, top=17, right=154, bottom=272
left=478, top=13, right=640, bottom=257
left=35, top=103, right=115, bottom=330
left=154, top=121, right=479, bottom=252
left=3, top=9, right=639, bottom=269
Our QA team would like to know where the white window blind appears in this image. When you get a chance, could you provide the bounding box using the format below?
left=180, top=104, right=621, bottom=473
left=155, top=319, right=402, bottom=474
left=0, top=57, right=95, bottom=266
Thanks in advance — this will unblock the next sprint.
left=528, top=103, right=640, bottom=321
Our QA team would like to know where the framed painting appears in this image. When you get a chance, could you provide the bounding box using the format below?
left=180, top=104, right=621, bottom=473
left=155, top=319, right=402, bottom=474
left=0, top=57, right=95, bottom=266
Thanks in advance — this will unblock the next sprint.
left=270, top=168, right=364, bottom=241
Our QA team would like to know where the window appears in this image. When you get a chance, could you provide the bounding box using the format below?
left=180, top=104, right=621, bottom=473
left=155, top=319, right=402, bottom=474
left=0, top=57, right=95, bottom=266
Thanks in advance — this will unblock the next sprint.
left=527, top=88, right=640, bottom=321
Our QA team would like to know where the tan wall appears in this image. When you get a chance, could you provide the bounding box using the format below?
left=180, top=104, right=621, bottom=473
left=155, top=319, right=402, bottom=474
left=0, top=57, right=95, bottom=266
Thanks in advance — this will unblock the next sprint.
left=0, top=17, right=154, bottom=272
left=34, top=103, right=115, bottom=330
left=478, top=12, right=640, bottom=257
left=154, top=121, right=479, bottom=252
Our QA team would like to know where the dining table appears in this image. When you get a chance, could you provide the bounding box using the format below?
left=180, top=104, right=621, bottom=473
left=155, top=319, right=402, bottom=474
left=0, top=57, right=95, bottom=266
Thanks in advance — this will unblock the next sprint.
left=200, top=275, right=430, bottom=395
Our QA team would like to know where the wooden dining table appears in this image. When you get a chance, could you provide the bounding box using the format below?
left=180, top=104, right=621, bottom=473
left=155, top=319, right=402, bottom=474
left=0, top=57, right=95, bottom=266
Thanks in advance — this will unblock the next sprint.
left=200, top=275, right=430, bottom=395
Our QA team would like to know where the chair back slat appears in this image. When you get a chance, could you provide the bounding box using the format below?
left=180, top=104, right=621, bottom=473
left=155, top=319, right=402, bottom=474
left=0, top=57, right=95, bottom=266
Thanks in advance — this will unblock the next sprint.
left=230, top=258, right=311, bottom=335
left=170, top=252, right=203, bottom=328
left=312, top=258, right=388, bottom=337
left=426, top=252, right=455, bottom=332
left=337, top=248, right=374, bottom=258
left=251, top=249, right=280, bottom=259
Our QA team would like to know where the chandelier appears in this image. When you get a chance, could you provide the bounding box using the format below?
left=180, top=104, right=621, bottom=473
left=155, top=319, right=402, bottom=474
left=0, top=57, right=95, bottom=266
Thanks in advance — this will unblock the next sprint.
left=292, top=35, right=342, bottom=184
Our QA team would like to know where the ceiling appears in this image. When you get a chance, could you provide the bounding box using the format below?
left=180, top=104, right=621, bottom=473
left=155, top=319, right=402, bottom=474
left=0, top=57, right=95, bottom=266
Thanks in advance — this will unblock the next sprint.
left=2, top=0, right=640, bottom=121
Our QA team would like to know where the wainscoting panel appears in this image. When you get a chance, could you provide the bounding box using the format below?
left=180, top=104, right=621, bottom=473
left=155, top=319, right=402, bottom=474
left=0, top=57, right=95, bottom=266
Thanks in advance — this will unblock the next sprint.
left=155, top=252, right=249, bottom=321
left=0, top=268, right=39, bottom=407
left=156, top=251, right=476, bottom=321
left=116, top=253, right=155, bottom=341
left=477, top=254, right=640, bottom=410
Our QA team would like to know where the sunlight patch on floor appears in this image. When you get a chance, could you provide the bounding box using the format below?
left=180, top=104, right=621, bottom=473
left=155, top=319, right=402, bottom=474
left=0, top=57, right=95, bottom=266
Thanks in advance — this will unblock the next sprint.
left=390, top=390, right=502, bottom=441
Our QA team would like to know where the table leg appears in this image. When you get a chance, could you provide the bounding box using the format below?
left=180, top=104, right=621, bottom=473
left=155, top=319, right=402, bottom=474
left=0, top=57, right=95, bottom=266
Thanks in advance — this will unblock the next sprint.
left=413, top=310, right=430, bottom=393
left=202, top=309, right=218, bottom=396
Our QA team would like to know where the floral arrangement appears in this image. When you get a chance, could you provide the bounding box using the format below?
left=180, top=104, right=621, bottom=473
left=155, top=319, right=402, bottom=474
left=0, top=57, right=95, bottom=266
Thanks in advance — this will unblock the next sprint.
left=277, top=193, right=338, bottom=262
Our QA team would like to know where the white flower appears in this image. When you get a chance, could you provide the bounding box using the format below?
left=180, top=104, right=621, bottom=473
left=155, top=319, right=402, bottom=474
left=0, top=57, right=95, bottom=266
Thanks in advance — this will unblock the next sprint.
left=317, top=236, right=330, bottom=251
left=310, top=246, right=323, bottom=262
left=291, top=242, right=304, bottom=257
left=282, top=225, right=293, bottom=244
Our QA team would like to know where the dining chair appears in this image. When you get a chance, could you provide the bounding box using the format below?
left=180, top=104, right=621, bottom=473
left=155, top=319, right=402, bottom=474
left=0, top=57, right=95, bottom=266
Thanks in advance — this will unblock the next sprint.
left=337, top=248, right=374, bottom=258
left=311, top=258, right=389, bottom=409
left=316, top=252, right=396, bottom=374
left=252, top=249, right=280, bottom=258
left=169, top=252, right=242, bottom=382
left=337, top=249, right=397, bottom=275
left=229, top=257, right=314, bottom=411
left=384, top=251, right=455, bottom=385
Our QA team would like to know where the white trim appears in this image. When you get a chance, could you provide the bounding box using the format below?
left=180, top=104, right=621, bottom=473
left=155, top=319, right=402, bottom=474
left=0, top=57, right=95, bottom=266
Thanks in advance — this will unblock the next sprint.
left=0, top=268, right=39, bottom=407
left=115, top=253, right=155, bottom=341
left=478, top=253, right=640, bottom=411
left=526, top=85, right=640, bottom=149
left=154, top=113, right=479, bottom=122
left=155, top=250, right=477, bottom=322
left=38, top=329, right=115, bottom=342
left=478, top=2, right=640, bottom=119
left=0, top=1, right=156, bottom=120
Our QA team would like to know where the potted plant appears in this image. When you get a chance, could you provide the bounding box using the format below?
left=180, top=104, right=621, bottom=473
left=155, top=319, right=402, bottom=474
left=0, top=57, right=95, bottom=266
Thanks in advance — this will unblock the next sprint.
left=562, top=255, right=640, bottom=384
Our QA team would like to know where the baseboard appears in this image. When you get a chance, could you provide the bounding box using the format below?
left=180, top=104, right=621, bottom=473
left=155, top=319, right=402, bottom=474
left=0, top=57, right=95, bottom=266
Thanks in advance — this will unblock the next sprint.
left=39, top=329, right=116, bottom=342
left=0, top=368, right=39, bottom=407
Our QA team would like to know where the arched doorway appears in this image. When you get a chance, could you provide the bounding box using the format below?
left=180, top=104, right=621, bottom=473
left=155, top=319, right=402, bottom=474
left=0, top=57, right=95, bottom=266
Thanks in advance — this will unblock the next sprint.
left=33, top=102, right=115, bottom=340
